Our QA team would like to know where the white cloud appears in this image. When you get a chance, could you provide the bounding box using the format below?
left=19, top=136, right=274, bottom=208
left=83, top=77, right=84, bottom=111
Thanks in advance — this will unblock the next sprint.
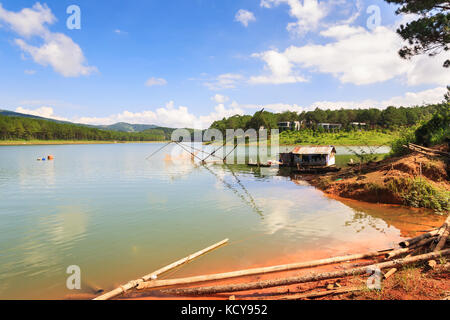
left=238, top=86, right=448, bottom=112
left=211, top=94, right=229, bottom=103
left=15, top=106, right=70, bottom=121
left=252, top=24, right=450, bottom=86
left=261, top=0, right=329, bottom=36
left=204, top=73, right=243, bottom=90
left=235, top=9, right=256, bottom=27
left=319, top=24, right=364, bottom=39
left=0, top=3, right=55, bottom=38
left=24, top=69, right=36, bottom=75
left=0, top=3, right=96, bottom=77
left=249, top=50, right=307, bottom=84
left=75, top=101, right=244, bottom=129
left=15, top=34, right=97, bottom=77
left=308, top=87, right=448, bottom=110
left=145, top=77, right=167, bottom=87
left=198, top=103, right=244, bottom=126
left=260, top=0, right=363, bottom=36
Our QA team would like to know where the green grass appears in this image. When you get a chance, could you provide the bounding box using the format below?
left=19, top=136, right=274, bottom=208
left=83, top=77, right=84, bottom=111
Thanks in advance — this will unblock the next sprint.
left=335, top=154, right=387, bottom=168
left=279, top=129, right=399, bottom=146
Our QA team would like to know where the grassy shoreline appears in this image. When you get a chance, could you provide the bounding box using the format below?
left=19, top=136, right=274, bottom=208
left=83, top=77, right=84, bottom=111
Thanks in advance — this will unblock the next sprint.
left=0, top=140, right=170, bottom=146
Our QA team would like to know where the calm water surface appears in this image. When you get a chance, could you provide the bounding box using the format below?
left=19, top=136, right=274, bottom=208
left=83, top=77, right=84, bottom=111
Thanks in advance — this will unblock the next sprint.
left=0, top=143, right=442, bottom=299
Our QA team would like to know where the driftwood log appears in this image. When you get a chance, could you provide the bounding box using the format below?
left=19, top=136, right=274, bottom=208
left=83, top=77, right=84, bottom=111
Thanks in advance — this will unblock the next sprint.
left=163, top=249, right=450, bottom=296
left=136, top=248, right=393, bottom=291
left=93, top=238, right=228, bottom=300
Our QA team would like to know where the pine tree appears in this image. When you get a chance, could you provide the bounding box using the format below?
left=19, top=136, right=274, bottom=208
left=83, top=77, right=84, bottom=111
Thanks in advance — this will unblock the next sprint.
left=385, top=0, right=450, bottom=67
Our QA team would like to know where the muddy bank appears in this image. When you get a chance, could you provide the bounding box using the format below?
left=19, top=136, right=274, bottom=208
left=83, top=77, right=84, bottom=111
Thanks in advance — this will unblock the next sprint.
left=303, top=147, right=450, bottom=212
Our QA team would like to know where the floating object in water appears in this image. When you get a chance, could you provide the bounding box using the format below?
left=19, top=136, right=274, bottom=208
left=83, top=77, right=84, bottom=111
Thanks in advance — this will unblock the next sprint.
left=47, top=155, right=54, bottom=160
left=42, top=158, right=46, bottom=161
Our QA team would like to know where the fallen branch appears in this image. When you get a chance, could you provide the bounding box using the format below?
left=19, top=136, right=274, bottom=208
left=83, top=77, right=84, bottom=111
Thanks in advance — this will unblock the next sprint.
left=163, top=249, right=450, bottom=296
left=137, top=248, right=393, bottom=291
left=93, top=238, right=229, bottom=300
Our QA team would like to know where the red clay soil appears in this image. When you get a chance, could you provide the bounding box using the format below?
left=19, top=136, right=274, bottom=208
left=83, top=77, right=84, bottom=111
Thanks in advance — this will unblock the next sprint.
left=118, top=257, right=450, bottom=301
left=306, top=148, right=450, bottom=206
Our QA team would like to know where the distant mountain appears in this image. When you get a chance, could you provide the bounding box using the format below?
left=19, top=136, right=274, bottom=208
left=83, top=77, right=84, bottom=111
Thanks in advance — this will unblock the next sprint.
left=0, top=109, right=70, bottom=123
left=0, top=109, right=173, bottom=133
left=91, top=122, right=161, bottom=132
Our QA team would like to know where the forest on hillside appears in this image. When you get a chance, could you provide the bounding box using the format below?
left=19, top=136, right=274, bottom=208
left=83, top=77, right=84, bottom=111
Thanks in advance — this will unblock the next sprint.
left=210, top=104, right=446, bottom=133
left=0, top=115, right=170, bottom=141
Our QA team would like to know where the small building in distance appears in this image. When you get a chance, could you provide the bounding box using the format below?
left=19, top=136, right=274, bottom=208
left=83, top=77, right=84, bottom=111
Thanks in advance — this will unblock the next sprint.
left=350, top=122, right=367, bottom=129
left=279, top=145, right=337, bottom=168
left=278, top=121, right=301, bottom=132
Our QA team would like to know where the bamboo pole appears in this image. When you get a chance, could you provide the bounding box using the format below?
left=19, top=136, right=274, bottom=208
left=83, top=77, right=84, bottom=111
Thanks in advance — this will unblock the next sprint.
left=399, top=229, right=439, bottom=248
left=163, top=249, right=450, bottom=296
left=408, top=143, right=450, bottom=157
left=137, top=248, right=393, bottom=291
left=383, top=268, right=397, bottom=280
left=258, top=286, right=363, bottom=300
left=386, top=237, right=436, bottom=259
left=384, top=248, right=412, bottom=260
left=434, top=215, right=450, bottom=252
left=93, top=238, right=228, bottom=300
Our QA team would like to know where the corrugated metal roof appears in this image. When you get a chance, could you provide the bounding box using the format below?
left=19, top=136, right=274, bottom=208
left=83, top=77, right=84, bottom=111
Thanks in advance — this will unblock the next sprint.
left=291, top=146, right=336, bottom=155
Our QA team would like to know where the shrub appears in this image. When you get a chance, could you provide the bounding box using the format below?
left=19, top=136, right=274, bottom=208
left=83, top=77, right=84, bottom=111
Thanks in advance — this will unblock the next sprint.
left=387, top=177, right=450, bottom=213
left=389, top=125, right=419, bottom=157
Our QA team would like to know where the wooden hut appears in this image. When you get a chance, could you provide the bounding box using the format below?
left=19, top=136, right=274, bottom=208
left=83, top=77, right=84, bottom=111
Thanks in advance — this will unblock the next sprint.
left=279, top=146, right=337, bottom=168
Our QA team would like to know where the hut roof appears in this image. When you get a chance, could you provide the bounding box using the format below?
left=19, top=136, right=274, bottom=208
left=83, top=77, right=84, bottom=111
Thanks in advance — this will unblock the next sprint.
left=291, top=146, right=336, bottom=155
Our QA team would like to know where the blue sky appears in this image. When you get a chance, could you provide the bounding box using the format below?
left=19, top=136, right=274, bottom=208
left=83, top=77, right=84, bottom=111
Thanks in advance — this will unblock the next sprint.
left=0, top=0, right=448, bottom=128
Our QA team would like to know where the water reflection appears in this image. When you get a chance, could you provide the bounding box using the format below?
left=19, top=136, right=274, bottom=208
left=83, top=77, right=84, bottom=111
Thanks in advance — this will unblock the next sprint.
left=0, top=143, right=440, bottom=300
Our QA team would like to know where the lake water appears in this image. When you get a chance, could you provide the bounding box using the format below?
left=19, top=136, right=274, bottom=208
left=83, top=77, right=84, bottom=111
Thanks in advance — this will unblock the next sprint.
left=0, top=143, right=443, bottom=299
